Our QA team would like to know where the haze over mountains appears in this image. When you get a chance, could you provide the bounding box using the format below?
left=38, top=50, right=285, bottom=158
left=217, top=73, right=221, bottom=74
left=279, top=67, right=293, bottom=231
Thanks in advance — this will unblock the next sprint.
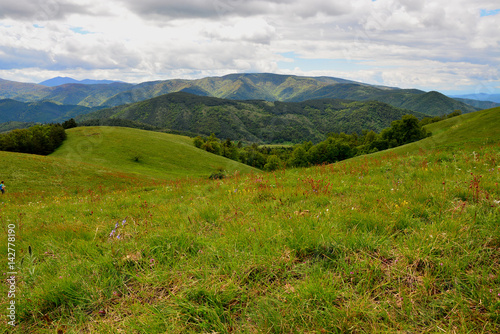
left=38, top=76, right=125, bottom=87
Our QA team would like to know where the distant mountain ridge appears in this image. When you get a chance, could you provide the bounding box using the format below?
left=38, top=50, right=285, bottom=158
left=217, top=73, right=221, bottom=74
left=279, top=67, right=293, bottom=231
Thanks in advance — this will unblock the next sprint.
left=451, top=93, right=500, bottom=103
left=0, top=73, right=479, bottom=123
left=39, top=76, right=125, bottom=86
left=0, top=99, right=102, bottom=123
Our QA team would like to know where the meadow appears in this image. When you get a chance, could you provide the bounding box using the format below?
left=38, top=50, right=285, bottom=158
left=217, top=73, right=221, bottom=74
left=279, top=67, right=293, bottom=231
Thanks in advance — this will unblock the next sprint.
left=0, top=107, right=499, bottom=333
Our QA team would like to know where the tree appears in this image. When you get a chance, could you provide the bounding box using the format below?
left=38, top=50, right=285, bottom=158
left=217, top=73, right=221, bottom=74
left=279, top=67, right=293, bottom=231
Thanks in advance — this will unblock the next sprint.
left=62, top=118, right=77, bottom=129
left=264, top=155, right=281, bottom=171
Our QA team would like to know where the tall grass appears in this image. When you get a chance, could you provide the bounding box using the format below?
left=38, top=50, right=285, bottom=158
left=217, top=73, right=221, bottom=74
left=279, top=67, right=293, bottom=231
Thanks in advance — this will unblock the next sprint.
left=0, top=139, right=498, bottom=333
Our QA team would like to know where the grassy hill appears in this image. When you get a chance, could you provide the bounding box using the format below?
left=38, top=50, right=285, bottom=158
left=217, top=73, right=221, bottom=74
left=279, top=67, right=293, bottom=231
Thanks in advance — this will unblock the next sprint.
left=1, top=107, right=499, bottom=333
left=50, top=126, right=255, bottom=179
left=77, top=92, right=429, bottom=143
left=0, top=126, right=255, bottom=197
left=387, top=106, right=500, bottom=154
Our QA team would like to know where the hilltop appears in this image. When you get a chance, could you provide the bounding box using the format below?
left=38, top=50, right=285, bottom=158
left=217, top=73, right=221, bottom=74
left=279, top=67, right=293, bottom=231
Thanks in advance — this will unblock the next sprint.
left=50, top=126, right=255, bottom=179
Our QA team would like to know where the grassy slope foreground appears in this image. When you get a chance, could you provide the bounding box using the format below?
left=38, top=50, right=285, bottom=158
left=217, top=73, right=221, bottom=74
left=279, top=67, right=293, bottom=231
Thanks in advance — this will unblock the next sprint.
left=0, top=108, right=499, bottom=333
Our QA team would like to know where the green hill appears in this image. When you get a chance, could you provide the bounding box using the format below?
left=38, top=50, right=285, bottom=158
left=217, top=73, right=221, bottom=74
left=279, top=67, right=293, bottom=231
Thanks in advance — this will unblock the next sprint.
left=382, top=106, right=500, bottom=155
left=77, top=92, right=429, bottom=143
left=0, top=149, right=152, bottom=195
left=50, top=126, right=255, bottom=179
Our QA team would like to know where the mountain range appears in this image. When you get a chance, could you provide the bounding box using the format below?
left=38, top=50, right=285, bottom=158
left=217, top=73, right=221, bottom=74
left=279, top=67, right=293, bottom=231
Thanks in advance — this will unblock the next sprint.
left=2, top=73, right=498, bottom=143
left=1, top=73, right=478, bottom=114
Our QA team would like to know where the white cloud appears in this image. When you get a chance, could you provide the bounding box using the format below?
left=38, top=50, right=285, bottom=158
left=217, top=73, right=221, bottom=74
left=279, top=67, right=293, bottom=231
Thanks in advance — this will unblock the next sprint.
left=0, top=0, right=497, bottom=93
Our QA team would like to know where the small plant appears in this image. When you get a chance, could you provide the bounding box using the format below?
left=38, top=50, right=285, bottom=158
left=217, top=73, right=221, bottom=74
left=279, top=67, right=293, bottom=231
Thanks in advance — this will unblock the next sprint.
left=209, top=166, right=226, bottom=180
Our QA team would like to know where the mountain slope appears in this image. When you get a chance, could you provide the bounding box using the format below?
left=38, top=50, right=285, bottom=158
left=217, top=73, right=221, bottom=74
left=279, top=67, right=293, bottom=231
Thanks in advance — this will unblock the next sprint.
left=0, top=99, right=99, bottom=123
left=102, top=73, right=369, bottom=107
left=76, top=92, right=428, bottom=143
left=383, top=106, right=500, bottom=155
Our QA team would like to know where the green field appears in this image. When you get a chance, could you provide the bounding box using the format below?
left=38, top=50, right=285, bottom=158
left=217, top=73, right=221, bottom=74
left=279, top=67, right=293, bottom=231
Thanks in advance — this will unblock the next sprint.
left=0, top=108, right=499, bottom=333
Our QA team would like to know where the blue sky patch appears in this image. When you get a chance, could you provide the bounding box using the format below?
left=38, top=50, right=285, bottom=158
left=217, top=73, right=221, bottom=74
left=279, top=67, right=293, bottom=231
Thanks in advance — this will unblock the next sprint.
left=70, top=27, right=93, bottom=35
left=480, top=9, right=500, bottom=17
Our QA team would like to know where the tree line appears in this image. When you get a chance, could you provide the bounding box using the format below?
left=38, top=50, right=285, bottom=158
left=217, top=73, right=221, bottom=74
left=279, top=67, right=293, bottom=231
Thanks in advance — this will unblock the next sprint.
left=0, top=122, right=71, bottom=155
left=195, top=114, right=445, bottom=171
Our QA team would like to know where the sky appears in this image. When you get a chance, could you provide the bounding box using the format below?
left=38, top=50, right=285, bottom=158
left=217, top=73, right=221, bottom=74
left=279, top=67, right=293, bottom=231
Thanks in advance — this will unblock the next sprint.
left=0, top=0, right=499, bottom=95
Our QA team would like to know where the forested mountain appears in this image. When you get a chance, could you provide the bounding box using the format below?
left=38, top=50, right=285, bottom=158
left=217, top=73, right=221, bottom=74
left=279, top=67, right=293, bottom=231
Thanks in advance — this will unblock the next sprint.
left=0, top=99, right=101, bottom=123
left=76, top=92, right=428, bottom=143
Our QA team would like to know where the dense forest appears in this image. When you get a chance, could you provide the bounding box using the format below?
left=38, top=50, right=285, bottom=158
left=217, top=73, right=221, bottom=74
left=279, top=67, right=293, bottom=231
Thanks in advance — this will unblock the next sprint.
left=195, top=114, right=435, bottom=171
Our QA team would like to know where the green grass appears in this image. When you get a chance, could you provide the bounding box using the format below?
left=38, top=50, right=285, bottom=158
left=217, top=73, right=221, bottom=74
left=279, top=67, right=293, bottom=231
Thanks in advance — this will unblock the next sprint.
left=0, top=108, right=499, bottom=333
left=51, top=126, right=255, bottom=179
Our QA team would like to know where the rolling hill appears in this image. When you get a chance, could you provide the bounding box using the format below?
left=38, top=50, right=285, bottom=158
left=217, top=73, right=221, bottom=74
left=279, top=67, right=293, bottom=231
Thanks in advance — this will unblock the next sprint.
left=0, top=125, right=255, bottom=195
left=380, top=105, right=500, bottom=155
left=76, top=92, right=430, bottom=143
left=50, top=126, right=255, bottom=179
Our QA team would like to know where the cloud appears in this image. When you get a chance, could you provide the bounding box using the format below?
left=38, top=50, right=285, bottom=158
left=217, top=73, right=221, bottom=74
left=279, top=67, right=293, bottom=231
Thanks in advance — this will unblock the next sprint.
left=0, top=0, right=91, bottom=20
left=0, top=0, right=498, bottom=94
